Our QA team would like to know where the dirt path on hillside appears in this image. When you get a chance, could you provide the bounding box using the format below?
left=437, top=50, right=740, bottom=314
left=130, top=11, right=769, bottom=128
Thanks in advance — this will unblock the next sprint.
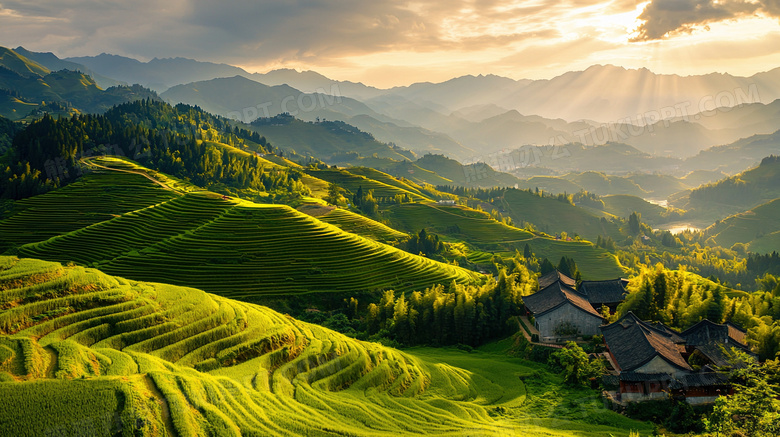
left=81, top=156, right=183, bottom=195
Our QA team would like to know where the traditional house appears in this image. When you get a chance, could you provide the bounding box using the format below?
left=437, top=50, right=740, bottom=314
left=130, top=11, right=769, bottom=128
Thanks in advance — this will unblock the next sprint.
left=523, top=281, right=605, bottom=341
left=681, top=320, right=753, bottom=368
left=537, top=270, right=627, bottom=314
left=602, top=313, right=690, bottom=375
left=578, top=279, right=628, bottom=313
left=537, top=270, right=576, bottom=289
left=601, top=312, right=751, bottom=404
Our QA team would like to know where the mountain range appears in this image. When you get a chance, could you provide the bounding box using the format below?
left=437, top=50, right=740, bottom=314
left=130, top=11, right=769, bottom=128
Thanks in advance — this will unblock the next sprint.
left=3, top=45, right=780, bottom=175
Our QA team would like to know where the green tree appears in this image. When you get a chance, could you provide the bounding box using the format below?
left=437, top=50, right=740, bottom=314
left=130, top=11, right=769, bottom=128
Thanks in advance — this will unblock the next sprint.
left=540, top=258, right=556, bottom=275
left=325, top=182, right=342, bottom=205
left=523, top=243, right=532, bottom=259
left=708, top=357, right=780, bottom=437
left=548, top=342, right=605, bottom=386
left=628, top=212, right=641, bottom=235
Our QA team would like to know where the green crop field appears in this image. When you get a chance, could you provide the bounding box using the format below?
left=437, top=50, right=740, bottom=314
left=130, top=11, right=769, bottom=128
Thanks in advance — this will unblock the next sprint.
left=344, top=167, right=436, bottom=199
left=310, top=207, right=408, bottom=243
left=0, top=256, right=651, bottom=436
left=305, top=168, right=432, bottom=201
left=388, top=203, right=625, bottom=279
left=0, top=169, right=177, bottom=250
left=9, top=163, right=478, bottom=300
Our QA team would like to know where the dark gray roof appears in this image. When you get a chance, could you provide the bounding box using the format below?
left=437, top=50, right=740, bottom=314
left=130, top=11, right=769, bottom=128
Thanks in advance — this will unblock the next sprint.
left=618, top=372, right=672, bottom=382
left=538, top=270, right=576, bottom=289
left=602, top=374, right=620, bottom=388
left=601, top=312, right=691, bottom=372
left=668, top=373, right=730, bottom=390
left=694, top=344, right=737, bottom=367
left=578, top=279, right=627, bottom=305
left=523, top=282, right=605, bottom=319
left=681, top=319, right=749, bottom=349
left=649, top=322, right=686, bottom=344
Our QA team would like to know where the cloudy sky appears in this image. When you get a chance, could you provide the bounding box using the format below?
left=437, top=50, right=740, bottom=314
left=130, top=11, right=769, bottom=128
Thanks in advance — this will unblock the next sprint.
left=2, top=0, right=780, bottom=87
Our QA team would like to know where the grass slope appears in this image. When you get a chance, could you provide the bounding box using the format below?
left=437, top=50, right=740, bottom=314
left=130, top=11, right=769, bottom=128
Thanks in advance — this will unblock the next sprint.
left=0, top=170, right=176, bottom=250
left=388, top=203, right=624, bottom=279
left=305, top=167, right=432, bottom=202
left=500, top=189, right=623, bottom=241
left=704, top=198, right=780, bottom=253
left=599, top=195, right=669, bottom=225
left=7, top=162, right=478, bottom=299
left=298, top=205, right=408, bottom=244
left=0, top=256, right=651, bottom=436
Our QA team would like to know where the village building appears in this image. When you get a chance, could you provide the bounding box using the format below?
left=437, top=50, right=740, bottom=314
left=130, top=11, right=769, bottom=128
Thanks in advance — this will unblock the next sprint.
left=535, top=270, right=628, bottom=313
left=537, top=269, right=577, bottom=289
left=578, top=279, right=629, bottom=313
left=523, top=280, right=605, bottom=341
left=601, top=312, right=752, bottom=405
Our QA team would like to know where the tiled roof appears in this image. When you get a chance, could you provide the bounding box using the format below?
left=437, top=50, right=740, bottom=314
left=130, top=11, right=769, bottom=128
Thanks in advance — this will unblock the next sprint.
left=681, top=319, right=749, bottom=349
left=601, top=312, right=692, bottom=372
left=523, top=282, right=605, bottom=319
left=618, top=372, right=672, bottom=382
left=537, top=270, right=576, bottom=289
left=649, top=322, right=686, bottom=344
left=578, top=279, right=628, bottom=304
left=668, top=372, right=730, bottom=390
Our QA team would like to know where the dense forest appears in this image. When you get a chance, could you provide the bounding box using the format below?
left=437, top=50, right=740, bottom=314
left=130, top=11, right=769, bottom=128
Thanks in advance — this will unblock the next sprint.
left=1, top=100, right=311, bottom=200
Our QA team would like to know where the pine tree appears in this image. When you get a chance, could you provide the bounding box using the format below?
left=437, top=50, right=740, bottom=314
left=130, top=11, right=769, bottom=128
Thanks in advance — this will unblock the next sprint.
left=540, top=258, right=556, bottom=275
left=628, top=212, right=641, bottom=235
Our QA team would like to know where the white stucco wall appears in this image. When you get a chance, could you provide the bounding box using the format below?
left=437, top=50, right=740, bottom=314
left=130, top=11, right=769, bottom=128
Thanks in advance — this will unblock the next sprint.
left=536, top=302, right=603, bottom=340
left=634, top=356, right=688, bottom=377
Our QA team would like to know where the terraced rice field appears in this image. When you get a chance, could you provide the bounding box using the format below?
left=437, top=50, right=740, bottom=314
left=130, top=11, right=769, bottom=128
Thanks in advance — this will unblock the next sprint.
left=705, top=198, right=780, bottom=251
left=315, top=208, right=408, bottom=243
left=299, top=204, right=408, bottom=243
left=15, top=191, right=478, bottom=300
left=501, top=189, right=623, bottom=242
left=389, top=203, right=624, bottom=279
left=0, top=170, right=176, bottom=249
left=305, top=168, right=431, bottom=201
left=0, top=257, right=651, bottom=436
left=343, top=167, right=434, bottom=199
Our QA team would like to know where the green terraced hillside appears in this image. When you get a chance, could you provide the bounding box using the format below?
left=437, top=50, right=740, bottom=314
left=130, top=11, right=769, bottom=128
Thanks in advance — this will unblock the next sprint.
left=298, top=204, right=408, bottom=243
left=0, top=256, right=651, bottom=436
left=704, top=198, right=780, bottom=253
left=304, top=167, right=432, bottom=201
left=343, top=167, right=438, bottom=200
left=388, top=203, right=624, bottom=279
left=7, top=162, right=479, bottom=299
left=0, top=170, right=177, bottom=250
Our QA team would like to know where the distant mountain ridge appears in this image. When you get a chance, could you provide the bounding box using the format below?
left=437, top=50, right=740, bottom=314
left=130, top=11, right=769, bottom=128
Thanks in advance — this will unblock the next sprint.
left=7, top=47, right=780, bottom=163
left=0, top=46, right=158, bottom=120
left=160, top=75, right=473, bottom=158
left=13, top=47, right=124, bottom=89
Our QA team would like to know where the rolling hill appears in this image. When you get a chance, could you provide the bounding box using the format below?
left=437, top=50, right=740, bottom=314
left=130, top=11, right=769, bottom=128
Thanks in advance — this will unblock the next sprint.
left=250, top=115, right=413, bottom=162
left=3, top=158, right=481, bottom=302
left=13, top=46, right=125, bottom=89
left=671, top=155, right=780, bottom=223
left=387, top=203, right=624, bottom=279
left=499, top=189, right=624, bottom=243
left=160, top=76, right=471, bottom=158
left=0, top=46, right=158, bottom=120
left=0, top=256, right=648, bottom=436
left=704, top=198, right=780, bottom=253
